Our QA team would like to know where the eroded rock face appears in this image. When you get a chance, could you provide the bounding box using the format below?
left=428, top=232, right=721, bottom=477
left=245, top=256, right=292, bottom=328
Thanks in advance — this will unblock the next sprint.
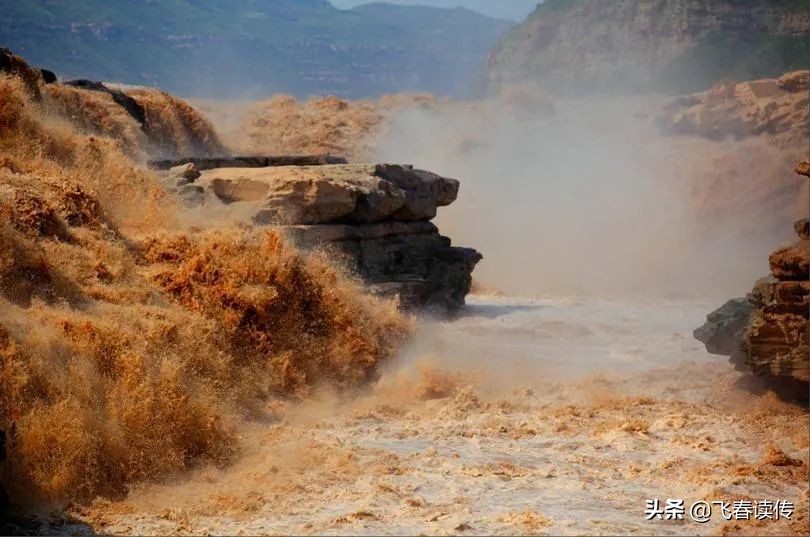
left=160, top=158, right=480, bottom=311
left=287, top=222, right=482, bottom=311
left=746, top=277, right=809, bottom=381
left=373, top=164, right=459, bottom=221
left=195, top=164, right=460, bottom=226
left=696, top=160, right=809, bottom=391
left=198, top=165, right=407, bottom=224
left=769, top=239, right=810, bottom=281
left=486, top=1, right=810, bottom=95
left=657, top=71, right=810, bottom=141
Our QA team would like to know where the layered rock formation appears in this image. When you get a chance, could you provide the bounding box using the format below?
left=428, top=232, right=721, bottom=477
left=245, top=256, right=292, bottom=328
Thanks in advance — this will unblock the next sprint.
left=696, top=160, right=809, bottom=393
left=657, top=71, right=810, bottom=142
left=487, top=0, right=810, bottom=95
left=157, top=159, right=482, bottom=311
left=656, top=69, right=809, bottom=238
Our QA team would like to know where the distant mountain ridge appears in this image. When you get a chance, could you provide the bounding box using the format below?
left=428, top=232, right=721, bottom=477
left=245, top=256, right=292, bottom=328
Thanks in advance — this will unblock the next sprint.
left=330, top=1, right=541, bottom=21
left=487, top=0, right=810, bottom=94
left=0, top=0, right=512, bottom=98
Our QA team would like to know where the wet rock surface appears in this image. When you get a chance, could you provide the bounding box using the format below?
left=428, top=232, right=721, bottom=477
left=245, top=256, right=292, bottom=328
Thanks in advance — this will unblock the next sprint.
left=159, top=158, right=481, bottom=311
left=693, top=298, right=755, bottom=358
left=287, top=222, right=481, bottom=311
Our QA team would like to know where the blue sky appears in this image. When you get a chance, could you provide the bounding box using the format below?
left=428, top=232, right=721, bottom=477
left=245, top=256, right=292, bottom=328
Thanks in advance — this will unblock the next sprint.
left=329, top=0, right=540, bottom=21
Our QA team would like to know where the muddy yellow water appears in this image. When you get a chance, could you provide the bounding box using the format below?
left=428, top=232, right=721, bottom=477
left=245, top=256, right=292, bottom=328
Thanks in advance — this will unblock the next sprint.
left=62, top=296, right=808, bottom=536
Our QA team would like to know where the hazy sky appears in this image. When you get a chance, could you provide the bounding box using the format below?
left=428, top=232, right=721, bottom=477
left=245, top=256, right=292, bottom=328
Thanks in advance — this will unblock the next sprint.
left=329, top=0, right=540, bottom=21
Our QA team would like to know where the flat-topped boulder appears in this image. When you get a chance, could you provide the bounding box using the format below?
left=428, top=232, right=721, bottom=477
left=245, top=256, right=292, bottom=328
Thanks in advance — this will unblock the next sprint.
left=158, top=160, right=479, bottom=311
left=199, top=165, right=406, bottom=224
left=194, top=163, right=460, bottom=224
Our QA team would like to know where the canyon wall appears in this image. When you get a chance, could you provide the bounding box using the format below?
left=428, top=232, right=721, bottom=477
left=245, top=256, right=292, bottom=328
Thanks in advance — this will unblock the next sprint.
left=655, top=69, right=809, bottom=234
left=488, top=0, right=810, bottom=95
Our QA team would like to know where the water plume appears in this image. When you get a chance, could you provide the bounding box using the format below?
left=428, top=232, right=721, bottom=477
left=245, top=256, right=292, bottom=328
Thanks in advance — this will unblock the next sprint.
left=371, top=92, right=805, bottom=299
left=0, top=73, right=410, bottom=510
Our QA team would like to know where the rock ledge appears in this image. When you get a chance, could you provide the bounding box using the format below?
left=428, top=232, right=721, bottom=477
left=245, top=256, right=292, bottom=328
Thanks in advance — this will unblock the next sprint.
left=159, top=158, right=481, bottom=311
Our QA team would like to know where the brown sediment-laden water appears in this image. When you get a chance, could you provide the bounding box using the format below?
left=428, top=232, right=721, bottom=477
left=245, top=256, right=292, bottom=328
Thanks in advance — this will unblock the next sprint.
left=55, top=295, right=809, bottom=536
left=1, top=50, right=808, bottom=537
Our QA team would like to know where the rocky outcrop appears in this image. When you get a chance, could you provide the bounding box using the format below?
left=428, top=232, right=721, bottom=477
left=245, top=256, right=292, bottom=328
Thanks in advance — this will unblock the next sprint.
left=487, top=0, right=810, bottom=95
left=696, top=161, right=809, bottom=392
left=287, top=221, right=481, bottom=311
left=656, top=70, right=809, bottom=242
left=159, top=159, right=482, bottom=311
left=194, top=164, right=459, bottom=225
left=746, top=276, right=809, bottom=381
left=693, top=298, right=756, bottom=359
left=657, top=71, right=810, bottom=141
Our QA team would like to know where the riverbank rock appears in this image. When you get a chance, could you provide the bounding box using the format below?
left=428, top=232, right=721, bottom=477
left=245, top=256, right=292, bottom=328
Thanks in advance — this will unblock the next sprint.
left=769, top=239, right=810, bottom=281
left=160, top=158, right=481, bottom=311
left=696, top=160, right=809, bottom=394
left=287, top=222, right=481, bottom=311
left=693, top=298, right=756, bottom=357
left=746, top=278, right=809, bottom=381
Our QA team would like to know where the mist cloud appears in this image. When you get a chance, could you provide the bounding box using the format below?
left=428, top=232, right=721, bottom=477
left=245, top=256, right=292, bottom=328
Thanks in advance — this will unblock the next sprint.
left=371, top=94, right=795, bottom=299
